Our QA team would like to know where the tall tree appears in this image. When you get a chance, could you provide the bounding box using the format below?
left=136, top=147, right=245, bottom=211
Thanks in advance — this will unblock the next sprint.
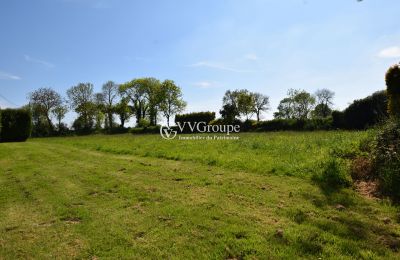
left=274, top=89, right=315, bottom=120
left=94, top=93, right=105, bottom=130
left=159, top=80, right=186, bottom=127
left=67, top=83, right=96, bottom=129
left=114, top=97, right=132, bottom=127
left=102, top=81, right=119, bottom=129
left=119, top=79, right=147, bottom=124
left=237, top=90, right=255, bottom=120
left=220, top=103, right=238, bottom=123
left=143, top=78, right=162, bottom=126
left=274, top=97, right=294, bottom=119
left=386, top=64, right=400, bottom=117
left=222, top=89, right=255, bottom=121
left=252, top=92, right=270, bottom=122
left=314, top=88, right=335, bottom=118
left=52, top=103, right=68, bottom=131
left=293, top=90, right=316, bottom=119
left=29, top=87, right=62, bottom=131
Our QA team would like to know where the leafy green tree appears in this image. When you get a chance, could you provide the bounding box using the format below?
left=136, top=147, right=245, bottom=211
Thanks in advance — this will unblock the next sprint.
left=222, top=89, right=256, bottom=121
left=143, top=78, right=162, bottom=125
left=29, top=87, right=62, bottom=131
left=52, top=103, right=68, bottom=132
left=252, top=92, right=270, bottom=122
left=94, top=93, right=106, bottom=130
left=220, top=103, right=238, bottom=123
left=312, top=104, right=332, bottom=118
left=102, top=81, right=119, bottom=129
left=385, top=64, right=400, bottom=117
left=314, top=89, right=334, bottom=118
left=114, top=97, right=132, bottom=127
left=237, top=90, right=255, bottom=120
left=274, top=97, right=293, bottom=119
left=274, top=89, right=315, bottom=120
left=119, top=79, right=148, bottom=124
left=293, top=90, right=316, bottom=119
left=67, top=83, right=96, bottom=130
left=159, top=80, right=186, bottom=126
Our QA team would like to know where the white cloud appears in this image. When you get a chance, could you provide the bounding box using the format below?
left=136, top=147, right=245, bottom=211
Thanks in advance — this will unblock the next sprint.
left=192, top=81, right=219, bottom=89
left=377, top=46, right=400, bottom=58
left=189, top=61, right=253, bottom=73
left=0, top=71, right=21, bottom=80
left=244, top=53, right=259, bottom=60
left=24, top=55, right=55, bottom=68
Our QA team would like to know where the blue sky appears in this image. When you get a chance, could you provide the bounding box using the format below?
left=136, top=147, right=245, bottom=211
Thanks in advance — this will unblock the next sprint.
left=1, top=0, right=400, bottom=123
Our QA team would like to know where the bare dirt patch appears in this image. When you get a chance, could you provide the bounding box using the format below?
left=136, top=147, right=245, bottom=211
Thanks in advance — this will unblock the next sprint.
left=60, top=217, right=82, bottom=224
left=355, top=181, right=379, bottom=199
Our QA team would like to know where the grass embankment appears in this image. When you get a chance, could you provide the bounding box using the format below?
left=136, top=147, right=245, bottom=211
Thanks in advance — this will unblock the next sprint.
left=1, top=131, right=400, bottom=259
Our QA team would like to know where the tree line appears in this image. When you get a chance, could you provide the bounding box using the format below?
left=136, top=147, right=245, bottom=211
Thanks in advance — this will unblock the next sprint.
left=218, top=88, right=335, bottom=123
left=27, top=78, right=186, bottom=136
left=1, top=73, right=390, bottom=138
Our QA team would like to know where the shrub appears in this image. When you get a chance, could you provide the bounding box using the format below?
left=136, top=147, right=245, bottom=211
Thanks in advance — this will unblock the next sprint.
left=338, top=91, right=388, bottom=130
left=331, top=110, right=345, bottom=129
left=241, top=119, right=257, bottom=131
left=104, top=127, right=130, bottom=135
left=372, top=119, right=400, bottom=200
left=130, top=125, right=161, bottom=135
left=304, top=118, right=333, bottom=131
left=313, top=158, right=352, bottom=190
left=72, top=116, right=94, bottom=135
left=0, top=108, right=32, bottom=142
left=137, top=118, right=150, bottom=128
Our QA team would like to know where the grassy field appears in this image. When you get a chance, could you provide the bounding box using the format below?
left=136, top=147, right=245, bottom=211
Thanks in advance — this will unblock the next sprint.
left=1, top=131, right=400, bottom=259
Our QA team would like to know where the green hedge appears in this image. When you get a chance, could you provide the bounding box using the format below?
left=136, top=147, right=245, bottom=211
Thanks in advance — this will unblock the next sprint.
left=255, top=118, right=332, bottom=132
left=0, top=108, right=32, bottom=142
left=130, top=125, right=161, bottom=134
left=332, top=91, right=387, bottom=130
left=175, top=112, right=215, bottom=125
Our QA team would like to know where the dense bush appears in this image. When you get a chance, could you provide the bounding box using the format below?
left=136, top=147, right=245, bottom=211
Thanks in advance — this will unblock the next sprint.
left=130, top=125, right=161, bottom=134
left=333, top=91, right=388, bottom=130
left=72, top=116, right=94, bottom=135
left=312, top=158, right=352, bottom=190
left=372, top=119, right=400, bottom=200
left=137, top=118, right=150, bottom=128
left=0, top=108, right=32, bottom=142
left=241, top=119, right=257, bottom=131
left=385, top=65, right=400, bottom=117
left=103, top=127, right=130, bottom=135
left=331, top=110, right=345, bottom=129
left=175, top=111, right=215, bottom=125
left=304, top=118, right=333, bottom=131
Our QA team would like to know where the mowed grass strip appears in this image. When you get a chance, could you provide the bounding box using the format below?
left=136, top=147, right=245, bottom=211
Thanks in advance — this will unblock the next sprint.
left=0, top=132, right=399, bottom=259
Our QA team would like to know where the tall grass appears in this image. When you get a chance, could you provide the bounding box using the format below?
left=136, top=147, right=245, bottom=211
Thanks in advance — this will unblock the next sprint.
left=35, top=131, right=368, bottom=177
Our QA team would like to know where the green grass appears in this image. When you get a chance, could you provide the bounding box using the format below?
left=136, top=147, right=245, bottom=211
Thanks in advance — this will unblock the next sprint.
left=34, top=131, right=367, bottom=177
left=1, top=131, right=400, bottom=259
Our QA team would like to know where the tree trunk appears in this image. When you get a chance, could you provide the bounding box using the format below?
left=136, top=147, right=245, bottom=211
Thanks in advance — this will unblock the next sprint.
left=46, top=114, right=54, bottom=131
left=108, top=113, right=113, bottom=129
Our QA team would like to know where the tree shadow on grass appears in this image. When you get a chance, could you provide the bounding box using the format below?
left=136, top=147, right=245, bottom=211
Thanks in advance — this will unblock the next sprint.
left=300, top=185, right=400, bottom=257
